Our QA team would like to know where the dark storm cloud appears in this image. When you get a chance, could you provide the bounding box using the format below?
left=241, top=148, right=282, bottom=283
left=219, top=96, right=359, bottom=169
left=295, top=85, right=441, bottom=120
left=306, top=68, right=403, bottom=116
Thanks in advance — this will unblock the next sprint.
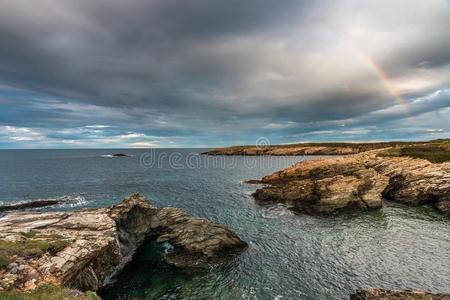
left=0, top=0, right=449, bottom=147
left=0, top=0, right=310, bottom=106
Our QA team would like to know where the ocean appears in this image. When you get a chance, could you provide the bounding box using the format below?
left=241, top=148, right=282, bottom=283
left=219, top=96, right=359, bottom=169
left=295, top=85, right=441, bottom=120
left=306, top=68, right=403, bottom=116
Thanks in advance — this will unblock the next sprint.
left=0, top=149, right=449, bottom=299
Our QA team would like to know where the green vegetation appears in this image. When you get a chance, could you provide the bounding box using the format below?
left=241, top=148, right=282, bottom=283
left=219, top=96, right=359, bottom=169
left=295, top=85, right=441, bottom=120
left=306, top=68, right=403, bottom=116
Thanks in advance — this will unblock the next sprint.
left=220, top=141, right=401, bottom=150
left=0, top=254, right=8, bottom=269
left=0, top=233, right=70, bottom=268
left=216, top=139, right=450, bottom=151
left=0, top=285, right=99, bottom=300
left=378, top=139, right=450, bottom=163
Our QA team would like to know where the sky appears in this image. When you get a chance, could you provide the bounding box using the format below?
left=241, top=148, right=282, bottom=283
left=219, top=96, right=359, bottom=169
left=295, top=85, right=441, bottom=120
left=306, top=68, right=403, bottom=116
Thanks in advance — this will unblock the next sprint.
left=0, top=0, right=449, bottom=148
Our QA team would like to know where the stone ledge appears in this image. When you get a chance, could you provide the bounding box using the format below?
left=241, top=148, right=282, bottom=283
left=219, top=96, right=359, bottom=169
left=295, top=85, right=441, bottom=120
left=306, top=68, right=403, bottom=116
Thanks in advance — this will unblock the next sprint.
left=0, top=193, right=247, bottom=294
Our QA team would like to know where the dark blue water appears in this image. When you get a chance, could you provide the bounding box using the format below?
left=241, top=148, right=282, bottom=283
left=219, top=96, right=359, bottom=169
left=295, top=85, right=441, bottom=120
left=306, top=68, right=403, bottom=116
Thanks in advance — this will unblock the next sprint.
left=0, top=149, right=449, bottom=299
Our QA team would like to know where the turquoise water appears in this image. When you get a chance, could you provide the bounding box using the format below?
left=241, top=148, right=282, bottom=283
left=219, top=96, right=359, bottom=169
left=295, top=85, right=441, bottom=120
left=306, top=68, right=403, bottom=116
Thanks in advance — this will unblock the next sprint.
left=0, top=149, right=449, bottom=299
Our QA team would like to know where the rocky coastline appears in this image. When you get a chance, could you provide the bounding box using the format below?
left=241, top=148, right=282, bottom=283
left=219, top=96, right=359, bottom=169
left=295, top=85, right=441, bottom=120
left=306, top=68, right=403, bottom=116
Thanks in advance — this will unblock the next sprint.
left=245, top=149, right=450, bottom=298
left=203, top=139, right=450, bottom=164
left=1, top=149, right=449, bottom=299
left=0, top=193, right=247, bottom=296
left=249, top=150, right=450, bottom=215
left=202, top=141, right=417, bottom=156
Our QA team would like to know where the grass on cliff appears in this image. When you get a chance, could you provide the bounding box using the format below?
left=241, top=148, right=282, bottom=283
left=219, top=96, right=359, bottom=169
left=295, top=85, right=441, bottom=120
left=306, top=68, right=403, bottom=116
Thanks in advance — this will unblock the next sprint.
left=378, top=139, right=450, bottom=163
left=0, top=232, right=69, bottom=269
left=212, top=141, right=405, bottom=151
left=0, top=285, right=99, bottom=300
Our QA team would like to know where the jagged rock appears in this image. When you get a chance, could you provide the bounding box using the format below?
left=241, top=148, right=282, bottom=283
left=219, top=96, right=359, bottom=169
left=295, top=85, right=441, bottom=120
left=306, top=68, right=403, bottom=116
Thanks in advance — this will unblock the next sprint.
left=254, top=169, right=385, bottom=214
left=150, top=207, right=247, bottom=268
left=0, top=200, right=62, bottom=212
left=252, top=150, right=449, bottom=215
left=0, top=193, right=247, bottom=293
left=351, top=288, right=450, bottom=299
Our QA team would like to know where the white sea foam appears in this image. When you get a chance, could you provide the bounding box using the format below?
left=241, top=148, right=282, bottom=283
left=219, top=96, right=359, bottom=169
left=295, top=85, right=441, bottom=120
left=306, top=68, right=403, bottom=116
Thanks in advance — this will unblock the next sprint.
left=58, top=195, right=87, bottom=208
left=0, top=194, right=88, bottom=209
left=162, top=241, right=174, bottom=254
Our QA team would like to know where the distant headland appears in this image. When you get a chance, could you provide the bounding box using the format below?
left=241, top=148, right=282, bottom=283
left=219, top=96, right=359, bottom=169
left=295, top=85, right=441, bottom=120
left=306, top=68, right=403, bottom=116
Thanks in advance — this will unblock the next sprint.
left=203, top=139, right=450, bottom=163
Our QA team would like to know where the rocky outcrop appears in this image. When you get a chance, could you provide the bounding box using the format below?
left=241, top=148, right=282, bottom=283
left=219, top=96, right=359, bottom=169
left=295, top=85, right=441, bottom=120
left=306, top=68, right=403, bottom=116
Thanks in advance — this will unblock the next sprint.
left=111, top=153, right=131, bottom=157
left=251, top=150, right=450, bottom=215
left=0, top=199, right=62, bottom=212
left=0, top=193, right=247, bottom=293
left=351, top=288, right=450, bottom=299
left=151, top=207, right=247, bottom=268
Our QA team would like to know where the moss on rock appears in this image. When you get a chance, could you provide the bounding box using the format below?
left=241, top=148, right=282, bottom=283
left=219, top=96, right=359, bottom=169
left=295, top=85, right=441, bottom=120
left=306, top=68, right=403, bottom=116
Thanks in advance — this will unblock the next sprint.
left=0, top=284, right=99, bottom=300
left=0, top=235, right=70, bottom=269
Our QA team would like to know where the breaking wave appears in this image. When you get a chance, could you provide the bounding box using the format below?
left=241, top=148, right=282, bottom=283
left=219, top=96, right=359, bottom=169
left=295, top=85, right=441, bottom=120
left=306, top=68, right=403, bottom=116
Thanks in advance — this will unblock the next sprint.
left=0, top=194, right=88, bottom=209
left=58, top=195, right=87, bottom=208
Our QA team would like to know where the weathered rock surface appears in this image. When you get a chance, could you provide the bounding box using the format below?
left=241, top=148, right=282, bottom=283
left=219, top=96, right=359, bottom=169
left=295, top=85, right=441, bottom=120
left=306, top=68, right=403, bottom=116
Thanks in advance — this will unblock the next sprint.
left=351, top=288, right=450, bottom=299
left=151, top=207, right=247, bottom=268
left=203, top=142, right=403, bottom=156
left=0, top=193, right=247, bottom=293
left=252, top=150, right=450, bottom=215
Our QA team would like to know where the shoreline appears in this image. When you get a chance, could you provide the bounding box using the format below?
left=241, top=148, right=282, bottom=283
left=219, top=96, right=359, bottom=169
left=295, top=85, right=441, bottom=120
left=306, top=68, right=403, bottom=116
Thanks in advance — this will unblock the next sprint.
left=248, top=149, right=449, bottom=216
left=0, top=146, right=449, bottom=299
left=0, top=194, right=247, bottom=297
left=203, top=139, right=450, bottom=163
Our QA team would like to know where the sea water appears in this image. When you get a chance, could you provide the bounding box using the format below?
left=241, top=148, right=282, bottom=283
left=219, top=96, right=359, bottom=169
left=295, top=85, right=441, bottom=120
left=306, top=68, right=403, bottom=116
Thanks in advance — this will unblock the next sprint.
left=0, top=149, right=449, bottom=299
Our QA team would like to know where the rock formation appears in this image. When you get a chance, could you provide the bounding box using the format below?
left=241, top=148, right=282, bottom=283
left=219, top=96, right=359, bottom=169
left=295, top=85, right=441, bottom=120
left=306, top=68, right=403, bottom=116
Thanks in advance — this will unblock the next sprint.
left=351, top=288, right=450, bottom=299
left=150, top=207, right=247, bottom=268
left=110, top=153, right=131, bottom=157
left=251, top=150, right=450, bottom=215
left=0, top=199, right=63, bottom=212
left=0, top=193, right=247, bottom=294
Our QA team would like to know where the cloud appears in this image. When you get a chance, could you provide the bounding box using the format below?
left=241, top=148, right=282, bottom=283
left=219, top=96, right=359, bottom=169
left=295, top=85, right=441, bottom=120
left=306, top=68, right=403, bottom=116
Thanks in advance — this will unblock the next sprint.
left=84, top=125, right=113, bottom=129
left=0, top=126, right=45, bottom=142
left=0, top=0, right=449, bottom=147
left=0, top=125, right=162, bottom=148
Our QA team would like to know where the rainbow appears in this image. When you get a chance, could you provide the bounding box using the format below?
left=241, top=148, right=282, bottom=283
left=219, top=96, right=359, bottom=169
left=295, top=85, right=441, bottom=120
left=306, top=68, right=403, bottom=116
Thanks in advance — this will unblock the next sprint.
left=351, top=48, right=410, bottom=115
left=316, top=23, right=410, bottom=115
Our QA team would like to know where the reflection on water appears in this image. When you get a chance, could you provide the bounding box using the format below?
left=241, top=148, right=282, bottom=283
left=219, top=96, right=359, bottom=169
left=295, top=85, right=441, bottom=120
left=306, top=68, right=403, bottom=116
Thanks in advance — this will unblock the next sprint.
left=0, top=149, right=449, bottom=299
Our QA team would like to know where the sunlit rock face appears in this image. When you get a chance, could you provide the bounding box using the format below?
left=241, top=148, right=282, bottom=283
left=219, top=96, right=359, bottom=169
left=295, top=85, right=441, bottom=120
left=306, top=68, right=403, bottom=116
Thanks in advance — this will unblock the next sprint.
left=0, top=193, right=247, bottom=293
left=252, top=150, right=450, bottom=215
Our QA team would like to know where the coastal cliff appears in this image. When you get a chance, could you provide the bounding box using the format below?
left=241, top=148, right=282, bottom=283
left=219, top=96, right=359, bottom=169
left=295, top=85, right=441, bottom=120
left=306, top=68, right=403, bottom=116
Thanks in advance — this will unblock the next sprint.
left=205, top=145, right=365, bottom=155
left=202, top=140, right=425, bottom=156
left=251, top=150, right=450, bottom=215
left=204, top=139, right=450, bottom=163
left=0, top=193, right=247, bottom=295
